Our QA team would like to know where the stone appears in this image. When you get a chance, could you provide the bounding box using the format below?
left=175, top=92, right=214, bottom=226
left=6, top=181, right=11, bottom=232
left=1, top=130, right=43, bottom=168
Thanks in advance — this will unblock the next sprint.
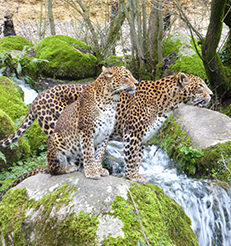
left=0, top=172, right=199, bottom=245
left=174, top=105, right=231, bottom=149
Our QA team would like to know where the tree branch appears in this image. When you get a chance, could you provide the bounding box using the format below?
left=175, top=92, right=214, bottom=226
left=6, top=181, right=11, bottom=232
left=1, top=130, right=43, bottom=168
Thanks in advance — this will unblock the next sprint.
left=127, top=188, right=150, bottom=246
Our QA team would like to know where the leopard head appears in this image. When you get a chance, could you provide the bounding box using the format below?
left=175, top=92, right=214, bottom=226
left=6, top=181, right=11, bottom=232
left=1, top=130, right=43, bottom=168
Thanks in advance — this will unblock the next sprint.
left=178, top=72, right=213, bottom=106
left=102, top=66, right=138, bottom=98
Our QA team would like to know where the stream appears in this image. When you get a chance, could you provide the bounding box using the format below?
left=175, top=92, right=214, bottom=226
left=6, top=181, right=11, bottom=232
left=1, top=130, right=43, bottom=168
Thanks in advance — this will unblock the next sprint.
left=14, top=78, right=231, bottom=246
left=106, top=141, right=231, bottom=246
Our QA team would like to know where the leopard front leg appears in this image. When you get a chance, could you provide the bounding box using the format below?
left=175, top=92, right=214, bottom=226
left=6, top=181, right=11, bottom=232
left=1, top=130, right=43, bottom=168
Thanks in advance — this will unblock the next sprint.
left=94, top=135, right=110, bottom=176
left=80, top=133, right=101, bottom=179
left=123, top=134, right=148, bottom=183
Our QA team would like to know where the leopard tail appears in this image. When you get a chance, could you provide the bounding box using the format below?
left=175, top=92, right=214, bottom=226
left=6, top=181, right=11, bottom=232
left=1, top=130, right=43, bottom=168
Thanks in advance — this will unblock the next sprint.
left=0, top=166, right=50, bottom=200
left=0, top=108, right=35, bottom=147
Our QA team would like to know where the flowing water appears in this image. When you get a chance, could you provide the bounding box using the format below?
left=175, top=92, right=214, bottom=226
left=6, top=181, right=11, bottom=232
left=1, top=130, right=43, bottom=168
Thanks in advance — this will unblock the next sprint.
left=13, top=77, right=38, bottom=104
left=106, top=141, right=231, bottom=246
left=7, top=78, right=231, bottom=246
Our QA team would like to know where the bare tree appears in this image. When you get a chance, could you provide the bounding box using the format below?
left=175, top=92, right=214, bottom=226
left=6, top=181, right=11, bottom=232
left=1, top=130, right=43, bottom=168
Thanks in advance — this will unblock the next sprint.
left=171, top=0, right=231, bottom=104
left=48, top=0, right=56, bottom=35
left=121, top=0, right=164, bottom=80
left=62, top=0, right=129, bottom=63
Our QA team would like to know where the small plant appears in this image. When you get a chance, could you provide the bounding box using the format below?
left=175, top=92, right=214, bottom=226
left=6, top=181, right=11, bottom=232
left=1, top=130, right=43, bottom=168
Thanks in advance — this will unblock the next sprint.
left=177, top=145, right=203, bottom=175
left=0, top=46, right=48, bottom=86
left=0, top=151, right=47, bottom=193
left=0, top=151, right=7, bottom=164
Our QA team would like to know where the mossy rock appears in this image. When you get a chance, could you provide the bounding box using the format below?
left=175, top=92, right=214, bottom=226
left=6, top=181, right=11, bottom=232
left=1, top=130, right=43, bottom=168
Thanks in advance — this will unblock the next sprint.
left=0, top=36, right=33, bottom=53
left=0, top=76, right=47, bottom=153
left=0, top=76, right=28, bottom=120
left=162, top=34, right=206, bottom=79
left=149, top=114, right=231, bottom=181
left=34, top=35, right=98, bottom=80
left=0, top=174, right=199, bottom=246
left=0, top=109, right=30, bottom=170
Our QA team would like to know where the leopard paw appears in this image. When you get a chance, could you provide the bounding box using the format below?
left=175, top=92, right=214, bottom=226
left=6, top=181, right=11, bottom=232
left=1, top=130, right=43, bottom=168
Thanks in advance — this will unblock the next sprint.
left=99, top=168, right=109, bottom=177
left=84, top=169, right=101, bottom=180
left=125, top=174, right=148, bottom=183
left=58, top=165, right=78, bottom=174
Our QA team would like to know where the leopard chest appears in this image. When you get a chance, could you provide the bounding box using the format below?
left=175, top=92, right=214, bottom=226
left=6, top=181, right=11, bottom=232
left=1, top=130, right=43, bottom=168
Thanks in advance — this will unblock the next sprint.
left=93, top=108, right=117, bottom=145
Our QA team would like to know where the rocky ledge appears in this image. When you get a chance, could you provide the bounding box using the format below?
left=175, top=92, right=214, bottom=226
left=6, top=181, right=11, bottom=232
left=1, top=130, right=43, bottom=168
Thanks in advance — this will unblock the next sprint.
left=0, top=172, right=198, bottom=246
left=151, top=105, right=231, bottom=180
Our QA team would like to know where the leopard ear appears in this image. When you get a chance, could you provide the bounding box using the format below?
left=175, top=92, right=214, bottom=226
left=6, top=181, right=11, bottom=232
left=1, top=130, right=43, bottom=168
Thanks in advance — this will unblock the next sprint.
left=102, top=66, right=114, bottom=78
left=178, top=72, right=189, bottom=85
left=177, top=72, right=190, bottom=91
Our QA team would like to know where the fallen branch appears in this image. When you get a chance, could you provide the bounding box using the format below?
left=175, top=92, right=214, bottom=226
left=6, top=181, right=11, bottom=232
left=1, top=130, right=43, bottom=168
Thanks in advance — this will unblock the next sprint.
left=127, top=188, right=150, bottom=246
left=221, top=153, right=231, bottom=174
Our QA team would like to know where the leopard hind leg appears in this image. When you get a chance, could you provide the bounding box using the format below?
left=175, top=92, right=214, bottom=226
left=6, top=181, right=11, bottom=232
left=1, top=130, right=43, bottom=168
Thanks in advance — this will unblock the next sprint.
left=47, top=131, right=79, bottom=175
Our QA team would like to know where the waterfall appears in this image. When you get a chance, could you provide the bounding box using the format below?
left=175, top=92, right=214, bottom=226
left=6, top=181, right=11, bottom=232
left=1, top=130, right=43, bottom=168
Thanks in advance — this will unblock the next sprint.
left=106, top=141, right=231, bottom=246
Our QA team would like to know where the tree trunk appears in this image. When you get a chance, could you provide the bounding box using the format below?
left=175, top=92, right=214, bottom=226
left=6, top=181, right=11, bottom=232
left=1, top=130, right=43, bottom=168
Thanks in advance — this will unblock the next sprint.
left=48, top=0, right=56, bottom=35
left=202, top=0, right=226, bottom=99
left=147, top=1, right=163, bottom=79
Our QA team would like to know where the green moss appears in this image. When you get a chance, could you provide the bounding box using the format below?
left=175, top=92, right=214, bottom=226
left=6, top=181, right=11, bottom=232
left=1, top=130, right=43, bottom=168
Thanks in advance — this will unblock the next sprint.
left=0, top=36, right=33, bottom=51
left=169, top=54, right=207, bottom=80
left=0, top=181, right=199, bottom=245
left=162, top=35, right=206, bottom=79
left=0, top=188, right=29, bottom=246
left=0, top=76, right=28, bottom=120
left=196, top=142, right=231, bottom=180
left=0, top=109, right=30, bottom=170
left=162, top=35, right=182, bottom=57
left=149, top=114, right=231, bottom=181
left=103, top=183, right=198, bottom=246
left=0, top=184, right=99, bottom=246
left=34, top=35, right=97, bottom=80
left=22, top=118, right=47, bottom=153
left=0, top=76, right=47, bottom=153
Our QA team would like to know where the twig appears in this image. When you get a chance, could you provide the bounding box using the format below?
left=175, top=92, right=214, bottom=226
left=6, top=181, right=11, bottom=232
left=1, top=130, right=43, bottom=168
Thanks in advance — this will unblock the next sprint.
left=8, top=234, right=14, bottom=246
left=127, top=188, right=150, bottom=246
left=221, top=153, right=231, bottom=174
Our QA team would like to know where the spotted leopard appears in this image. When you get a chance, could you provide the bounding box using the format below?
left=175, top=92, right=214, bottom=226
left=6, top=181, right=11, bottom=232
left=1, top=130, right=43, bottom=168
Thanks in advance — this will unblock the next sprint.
left=0, top=66, right=137, bottom=198
left=0, top=72, right=212, bottom=185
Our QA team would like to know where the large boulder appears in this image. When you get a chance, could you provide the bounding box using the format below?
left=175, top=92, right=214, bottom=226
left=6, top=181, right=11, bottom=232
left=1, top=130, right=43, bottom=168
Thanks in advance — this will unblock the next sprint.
left=0, top=172, right=199, bottom=246
left=151, top=105, right=231, bottom=180
left=0, top=76, right=47, bottom=154
left=34, top=35, right=98, bottom=80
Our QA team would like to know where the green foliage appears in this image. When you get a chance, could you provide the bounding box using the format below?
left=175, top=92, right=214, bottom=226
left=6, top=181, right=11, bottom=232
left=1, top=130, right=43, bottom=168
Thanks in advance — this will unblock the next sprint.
left=0, top=151, right=7, bottom=164
left=149, top=114, right=231, bottom=181
left=0, top=151, right=47, bottom=193
left=0, top=47, right=49, bottom=86
left=177, top=145, right=203, bottom=175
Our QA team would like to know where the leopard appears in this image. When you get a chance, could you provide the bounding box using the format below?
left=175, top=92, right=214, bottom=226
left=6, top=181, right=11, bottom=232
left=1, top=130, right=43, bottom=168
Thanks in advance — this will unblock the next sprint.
left=0, top=72, right=212, bottom=186
left=0, top=66, right=138, bottom=198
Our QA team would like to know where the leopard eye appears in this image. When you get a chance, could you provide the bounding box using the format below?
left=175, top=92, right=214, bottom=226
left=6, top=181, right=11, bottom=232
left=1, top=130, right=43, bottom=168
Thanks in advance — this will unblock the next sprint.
left=199, top=84, right=204, bottom=88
